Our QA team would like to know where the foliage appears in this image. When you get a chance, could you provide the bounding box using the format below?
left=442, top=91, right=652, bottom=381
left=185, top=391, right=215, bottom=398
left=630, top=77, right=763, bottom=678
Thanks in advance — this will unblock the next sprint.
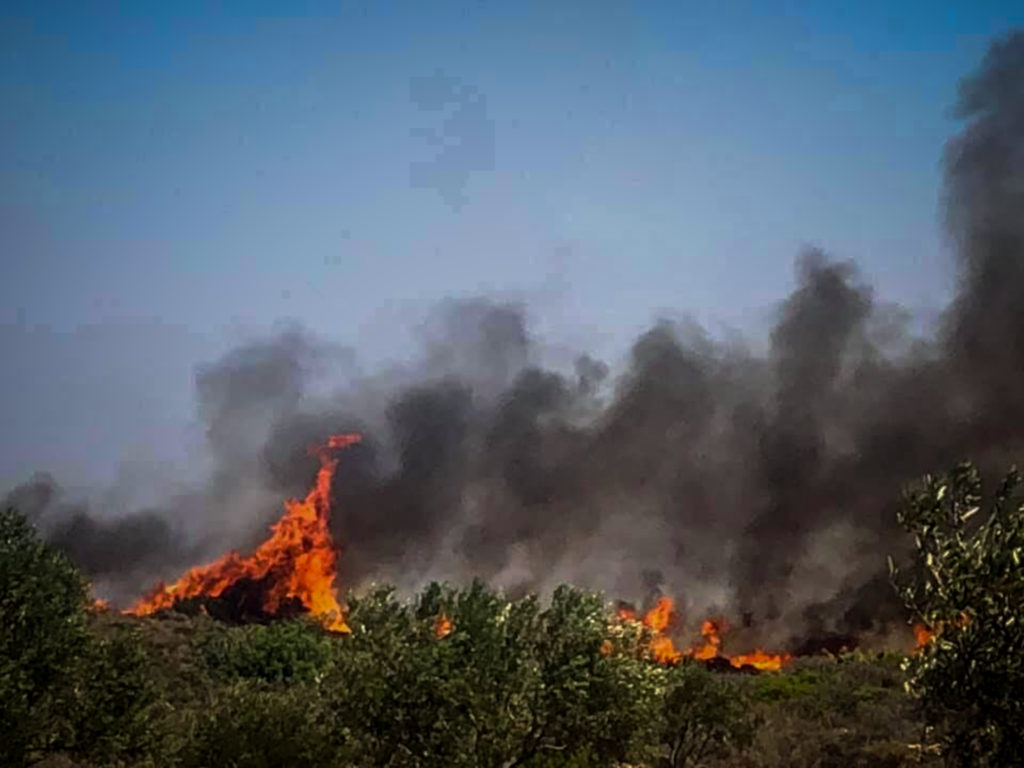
left=0, top=506, right=90, bottom=764
left=325, top=581, right=663, bottom=768
left=738, top=656, right=931, bottom=768
left=0, top=507, right=157, bottom=767
left=198, top=617, right=335, bottom=683
left=61, top=624, right=158, bottom=765
left=173, top=681, right=348, bottom=768
left=892, top=463, right=1024, bottom=766
left=0, top=501, right=951, bottom=768
left=660, top=661, right=756, bottom=767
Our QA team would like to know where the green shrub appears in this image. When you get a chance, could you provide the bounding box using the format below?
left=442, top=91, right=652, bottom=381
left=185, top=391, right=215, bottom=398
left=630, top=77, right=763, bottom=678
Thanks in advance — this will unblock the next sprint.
left=893, top=463, right=1024, bottom=766
left=0, top=506, right=159, bottom=767
left=0, top=506, right=90, bottom=763
left=323, top=581, right=663, bottom=767
left=61, top=624, right=158, bottom=765
left=198, top=618, right=335, bottom=683
left=174, top=682, right=347, bottom=768
left=660, top=661, right=756, bottom=767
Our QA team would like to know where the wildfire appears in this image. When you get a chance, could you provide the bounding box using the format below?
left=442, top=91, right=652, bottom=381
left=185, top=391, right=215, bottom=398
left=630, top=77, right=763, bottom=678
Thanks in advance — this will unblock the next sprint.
left=692, top=618, right=726, bottom=660
left=729, top=649, right=793, bottom=672
left=614, top=599, right=791, bottom=671
left=617, top=597, right=684, bottom=664
left=128, top=433, right=361, bottom=633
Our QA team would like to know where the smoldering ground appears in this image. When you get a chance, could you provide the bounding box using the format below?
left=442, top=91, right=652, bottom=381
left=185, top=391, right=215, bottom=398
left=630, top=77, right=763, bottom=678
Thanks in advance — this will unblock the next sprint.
left=5, top=31, right=1023, bottom=650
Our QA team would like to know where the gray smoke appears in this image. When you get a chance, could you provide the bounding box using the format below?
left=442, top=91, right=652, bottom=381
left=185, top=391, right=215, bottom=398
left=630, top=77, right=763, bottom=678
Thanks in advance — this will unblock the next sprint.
left=6, top=31, right=1024, bottom=650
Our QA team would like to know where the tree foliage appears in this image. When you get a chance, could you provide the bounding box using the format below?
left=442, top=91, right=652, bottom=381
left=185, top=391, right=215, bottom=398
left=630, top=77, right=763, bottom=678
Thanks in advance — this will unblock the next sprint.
left=325, top=580, right=664, bottom=767
left=1, top=506, right=90, bottom=763
left=0, top=506, right=156, bottom=767
left=0, top=500, right=955, bottom=767
left=660, top=662, right=756, bottom=767
left=892, top=463, right=1024, bottom=766
left=198, top=617, right=336, bottom=683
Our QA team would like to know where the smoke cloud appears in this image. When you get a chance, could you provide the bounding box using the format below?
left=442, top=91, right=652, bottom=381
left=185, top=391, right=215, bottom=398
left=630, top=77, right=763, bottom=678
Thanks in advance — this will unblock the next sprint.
left=5, top=31, right=1024, bottom=650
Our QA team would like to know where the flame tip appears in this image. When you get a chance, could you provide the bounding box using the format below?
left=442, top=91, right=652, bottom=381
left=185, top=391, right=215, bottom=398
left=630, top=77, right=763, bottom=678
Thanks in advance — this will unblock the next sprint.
left=128, top=434, right=360, bottom=630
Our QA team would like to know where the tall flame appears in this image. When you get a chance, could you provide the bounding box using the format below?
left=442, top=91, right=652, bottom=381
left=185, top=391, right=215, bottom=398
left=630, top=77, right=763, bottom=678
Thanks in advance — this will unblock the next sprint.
left=692, top=618, right=726, bottom=660
left=128, top=433, right=361, bottom=632
left=616, top=597, right=684, bottom=664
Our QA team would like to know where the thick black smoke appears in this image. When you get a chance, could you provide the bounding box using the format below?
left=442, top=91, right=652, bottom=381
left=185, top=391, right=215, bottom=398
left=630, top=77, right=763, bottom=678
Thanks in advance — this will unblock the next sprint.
left=6, top=32, right=1024, bottom=650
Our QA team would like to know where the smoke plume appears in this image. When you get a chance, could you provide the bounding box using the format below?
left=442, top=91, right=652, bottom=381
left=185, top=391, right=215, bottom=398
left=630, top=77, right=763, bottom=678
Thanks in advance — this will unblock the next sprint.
left=5, top=31, right=1024, bottom=650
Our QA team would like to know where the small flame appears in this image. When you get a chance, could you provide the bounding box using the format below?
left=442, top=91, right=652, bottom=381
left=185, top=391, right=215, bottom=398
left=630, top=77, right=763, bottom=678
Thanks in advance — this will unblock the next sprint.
left=728, top=649, right=792, bottom=671
left=434, top=613, right=453, bottom=638
left=612, top=599, right=790, bottom=670
left=128, top=433, right=361, bottom=632
left=913, top=623, right=934, bottom=650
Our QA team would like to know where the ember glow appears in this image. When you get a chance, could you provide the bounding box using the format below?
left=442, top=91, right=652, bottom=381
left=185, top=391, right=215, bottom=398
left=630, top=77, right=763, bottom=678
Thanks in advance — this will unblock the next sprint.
left=128, top=433, right=361, bottom=633
left=913, top=623, right=934, bottom=650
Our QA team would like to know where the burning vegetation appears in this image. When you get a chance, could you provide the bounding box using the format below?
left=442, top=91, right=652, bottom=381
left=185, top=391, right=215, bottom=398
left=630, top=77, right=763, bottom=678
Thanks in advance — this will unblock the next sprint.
left=3, top=23, right=1024, bottom=768
left=119, top=440, right=841, bottom=670
left=129, top=434, right=361, bottom=633
left=613, top=597, right=793, bottom=671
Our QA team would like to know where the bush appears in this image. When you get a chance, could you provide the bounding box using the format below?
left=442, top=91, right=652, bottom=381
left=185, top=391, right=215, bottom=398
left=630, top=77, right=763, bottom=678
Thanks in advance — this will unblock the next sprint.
left=660, top=661, right=756, bottom=767
left=893, top=463, right=1024, bottom=766
left=198, top=618, right=335, bottom=683
left=61, top=624, right=158, bottom=765
left=0, top=506, right=90, bottom=763
left=0, top=506, right=158, bottom=767
left=322, top=581, right=663, bottom=767
left=174, top=682, right=348, bottom=768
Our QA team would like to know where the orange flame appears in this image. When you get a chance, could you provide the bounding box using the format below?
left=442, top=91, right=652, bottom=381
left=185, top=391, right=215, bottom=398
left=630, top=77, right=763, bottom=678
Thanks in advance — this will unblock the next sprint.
left=692, top=618, right=726, bottom=660
left=434, top=613, right=453, bottom=638
left=612, top=599, right=791, bottom=671
left=913, top=623, right=934, bottom=651
left=728, top=649, right=792, bottom=671
left=913, top=613, right=970, bottom=652
left=644, top=597, right=683, bottom=663
left=128, top=433, right=361, bottom=633
left=614, top=597, right=684, bottom=664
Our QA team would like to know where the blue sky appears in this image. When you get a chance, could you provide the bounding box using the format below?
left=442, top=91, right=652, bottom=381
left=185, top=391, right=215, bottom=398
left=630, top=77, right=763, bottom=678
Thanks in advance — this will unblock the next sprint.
left=2, top=1, right=1022, bottom=490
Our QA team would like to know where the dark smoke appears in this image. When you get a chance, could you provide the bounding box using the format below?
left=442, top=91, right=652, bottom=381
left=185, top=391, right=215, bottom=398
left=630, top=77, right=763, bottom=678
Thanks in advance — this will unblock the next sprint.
left=6, top=31, right=1024, bottom=650
left=944, top=31, right=1024, bottom=437
left=2, top=473, right=191, bottom=603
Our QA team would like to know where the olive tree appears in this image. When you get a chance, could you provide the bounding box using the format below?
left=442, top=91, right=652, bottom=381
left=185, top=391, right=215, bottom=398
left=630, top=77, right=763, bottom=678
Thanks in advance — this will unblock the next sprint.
left=892, top=464, right=1024, bottom=766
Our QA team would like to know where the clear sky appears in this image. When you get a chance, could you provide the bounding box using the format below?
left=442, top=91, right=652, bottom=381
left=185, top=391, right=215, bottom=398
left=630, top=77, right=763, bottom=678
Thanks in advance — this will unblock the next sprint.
left=2, top=1, right=1022, bottom=492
